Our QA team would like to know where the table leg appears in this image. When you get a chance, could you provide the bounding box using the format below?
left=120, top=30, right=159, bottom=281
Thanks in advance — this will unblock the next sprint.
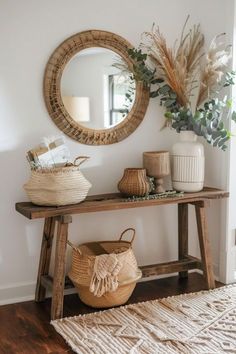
left=178, top=203, right=188, bottom=278
left=35, top=217, right=56, bottom=302
left=195, top=201, right=215, bottom=289
left=51, top=215, right=72, bottom=320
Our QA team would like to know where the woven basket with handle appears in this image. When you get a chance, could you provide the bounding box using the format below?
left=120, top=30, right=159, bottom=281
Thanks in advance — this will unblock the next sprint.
left=68, top=228, right=142, bottom=308
left=24, top=156, right=91, bottom=206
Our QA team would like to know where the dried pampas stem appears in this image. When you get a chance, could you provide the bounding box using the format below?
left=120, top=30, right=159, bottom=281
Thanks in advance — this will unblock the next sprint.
left=142, top=18, right=204, bottom=109
left=196, top=33, right=232, bottom=107
left=127, top=17, right=235, bottom=150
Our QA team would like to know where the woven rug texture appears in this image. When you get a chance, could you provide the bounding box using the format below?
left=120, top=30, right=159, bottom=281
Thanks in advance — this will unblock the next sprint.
left=52, top=285, right=236, bottom=353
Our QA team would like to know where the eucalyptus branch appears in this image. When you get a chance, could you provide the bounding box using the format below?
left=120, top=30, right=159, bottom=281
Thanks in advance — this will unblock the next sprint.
left=126, top=19, right=235, bottom=150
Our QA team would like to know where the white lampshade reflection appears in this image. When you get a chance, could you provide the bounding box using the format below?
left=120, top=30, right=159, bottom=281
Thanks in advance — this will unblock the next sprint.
left=62, top=96, right=90, bottom=122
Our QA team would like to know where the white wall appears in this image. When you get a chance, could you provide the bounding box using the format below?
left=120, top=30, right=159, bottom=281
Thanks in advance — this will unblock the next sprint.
left=223, top=0, right=236, bottom=283
left=0, top=0, right=234, bottom=304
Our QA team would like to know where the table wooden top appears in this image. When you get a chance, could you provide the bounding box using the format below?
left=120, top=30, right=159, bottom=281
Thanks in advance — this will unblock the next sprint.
left=15, top=187, right=228, bottom=220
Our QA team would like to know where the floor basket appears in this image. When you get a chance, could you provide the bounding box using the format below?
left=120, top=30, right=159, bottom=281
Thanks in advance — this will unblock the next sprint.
left=68, top=228, right=142, bottom=308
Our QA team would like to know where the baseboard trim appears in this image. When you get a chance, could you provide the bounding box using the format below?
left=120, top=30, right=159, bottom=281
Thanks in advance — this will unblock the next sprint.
left=0, top=267, right=220, bottom=306
left=0, top=281, right=78, bottom=306
left=0, top=295, right=35, bottom=306
left=0, top=281, right=36, bottom=306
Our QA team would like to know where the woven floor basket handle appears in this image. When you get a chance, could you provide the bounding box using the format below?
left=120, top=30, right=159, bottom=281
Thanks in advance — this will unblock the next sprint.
left=67, top=240, right=82, bottom=254
left=73, top=156, right=90, bottom=167
left=118, top=228, right=135, bottom=245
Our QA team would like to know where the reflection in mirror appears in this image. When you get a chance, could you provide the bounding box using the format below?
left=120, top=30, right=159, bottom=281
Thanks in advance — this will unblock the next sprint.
left=61, top=47, right=135, bottom=130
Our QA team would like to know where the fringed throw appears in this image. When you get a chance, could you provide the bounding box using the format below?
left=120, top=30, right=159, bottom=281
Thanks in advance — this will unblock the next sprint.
left=89, top=254, right=123, bottom=297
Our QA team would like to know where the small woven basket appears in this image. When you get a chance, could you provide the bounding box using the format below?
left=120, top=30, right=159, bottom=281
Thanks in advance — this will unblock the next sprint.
left=68, top=228, right=142, bottom=308
left=24, top=156, right=92, bottom=206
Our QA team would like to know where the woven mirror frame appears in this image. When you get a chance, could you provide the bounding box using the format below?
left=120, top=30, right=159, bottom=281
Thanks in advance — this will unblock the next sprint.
left=44, top=30, right=150, bottom=145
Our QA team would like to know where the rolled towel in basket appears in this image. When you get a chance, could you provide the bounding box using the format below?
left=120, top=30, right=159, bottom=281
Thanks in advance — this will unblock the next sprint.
left=89, top=254, right=123, bottom=297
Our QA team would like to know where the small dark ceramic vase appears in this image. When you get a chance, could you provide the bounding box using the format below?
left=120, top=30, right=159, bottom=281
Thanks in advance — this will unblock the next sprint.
left=118, top=168, right=150, bottom=197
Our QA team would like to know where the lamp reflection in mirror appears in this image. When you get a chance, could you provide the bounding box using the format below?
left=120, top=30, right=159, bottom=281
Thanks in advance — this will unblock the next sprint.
left=62, top=96, right=90, bottom=122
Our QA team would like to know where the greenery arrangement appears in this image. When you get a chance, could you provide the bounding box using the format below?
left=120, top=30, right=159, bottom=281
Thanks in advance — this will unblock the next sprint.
left=123, top=190, right=184, bottom=202
left=125, top=18, right=236, bottom=150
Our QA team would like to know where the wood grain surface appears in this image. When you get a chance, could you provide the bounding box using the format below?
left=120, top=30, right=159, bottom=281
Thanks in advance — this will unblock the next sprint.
left=16, top=187, right=228, bottom=219
left=0, top=273, right=223, bottom=354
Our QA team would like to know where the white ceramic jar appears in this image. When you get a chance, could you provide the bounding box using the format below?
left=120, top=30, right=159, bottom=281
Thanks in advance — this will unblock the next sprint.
left=171, top=131, right=205, bottom=192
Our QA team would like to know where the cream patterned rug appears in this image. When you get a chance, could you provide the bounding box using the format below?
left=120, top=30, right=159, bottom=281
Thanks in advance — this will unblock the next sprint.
left=52, top=285, right=236, bottom=353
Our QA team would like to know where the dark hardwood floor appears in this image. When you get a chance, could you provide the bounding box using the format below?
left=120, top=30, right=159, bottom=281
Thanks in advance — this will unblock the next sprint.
left=0, top=273, right=223, bottom=354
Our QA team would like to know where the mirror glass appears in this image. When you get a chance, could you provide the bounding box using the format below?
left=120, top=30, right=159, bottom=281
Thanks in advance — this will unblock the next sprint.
left=60, top=47, right=136, bottom=130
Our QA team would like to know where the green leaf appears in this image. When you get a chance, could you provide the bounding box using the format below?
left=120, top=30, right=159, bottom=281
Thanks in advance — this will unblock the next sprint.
left=218, top=121, right=224, bottom=130
left=200, top=118, right=207, bottom=127
left=218, top=137, right=229, bottom=147
left=226, top=99, right=233, bottom=108
left=150, top=91, right=159, bottom=98
left=207, top=112, right=213, bottom=120
left=212, top=131, right=222, bottom=140
left=170, top=92, right=177, bottom=99
left=212, top=118, right=219, bottom=129
left=220, top=130, right=228, bottom=138
left=193, top=125, right=202, bottom=136
left=194, top=111, right=203, bottom=120
left=232, top=111, right=236, bottom=123
left=159, top=85, right=170, bottom=94
left=207, top=126, right=213, bottom=135
left=164, top=99, right=176, bottom=108
left=222, top=145, right=228, bottom=151
left=172, top=122, right=179, bottom=129
left=165, top=111, right=173, bottom=119
left=151, top=78, right=164, bottom=84
left=208, top=103, right=213, bottom=110
left=213, top=136, right=221, bottom=147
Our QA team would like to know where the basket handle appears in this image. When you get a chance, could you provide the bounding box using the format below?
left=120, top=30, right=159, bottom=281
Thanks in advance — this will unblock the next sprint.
left=118, top=228, right=135, bottom=245
left=73, top=156, right=90, bottom=167
left=67, top=240, right=82, bottom=254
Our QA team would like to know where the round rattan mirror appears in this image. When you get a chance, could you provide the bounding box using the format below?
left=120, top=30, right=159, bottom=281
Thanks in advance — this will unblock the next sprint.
left=44, top=30, right=150, bottom=145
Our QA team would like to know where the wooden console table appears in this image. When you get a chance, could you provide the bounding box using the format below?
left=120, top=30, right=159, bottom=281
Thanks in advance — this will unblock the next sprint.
left=15, top=187, right=228, bottom=320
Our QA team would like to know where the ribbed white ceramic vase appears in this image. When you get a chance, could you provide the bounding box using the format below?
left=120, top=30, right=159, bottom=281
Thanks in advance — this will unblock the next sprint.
left=171, top=131, right=204, bottom=192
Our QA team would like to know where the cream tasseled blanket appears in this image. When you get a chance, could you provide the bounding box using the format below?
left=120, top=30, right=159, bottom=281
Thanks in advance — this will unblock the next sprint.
left=89, top=254, right=123, bottom=297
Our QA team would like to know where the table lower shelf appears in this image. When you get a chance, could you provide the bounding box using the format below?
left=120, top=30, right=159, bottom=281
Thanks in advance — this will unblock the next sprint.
left=40, top=255, right=202, bottom=293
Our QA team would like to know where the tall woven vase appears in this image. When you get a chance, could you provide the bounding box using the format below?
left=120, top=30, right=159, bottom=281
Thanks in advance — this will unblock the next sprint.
left=171, top=131, right=205, bottom=192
